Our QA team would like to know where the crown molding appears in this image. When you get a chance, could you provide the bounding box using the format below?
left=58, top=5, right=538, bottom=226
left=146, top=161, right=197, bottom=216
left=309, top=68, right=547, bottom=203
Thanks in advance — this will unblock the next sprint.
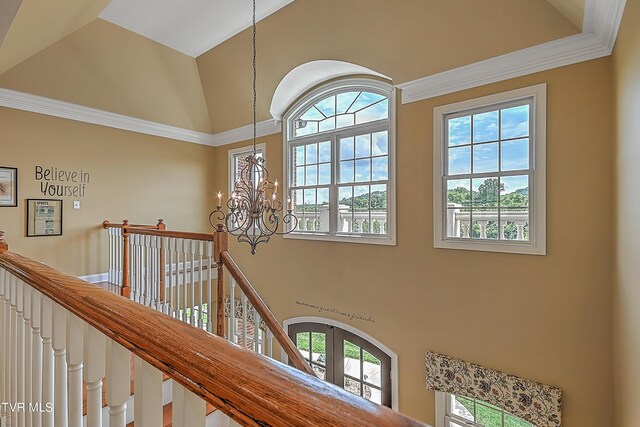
left=0, top=87, right=283, bottom=147
left=0, top=87, right=218, bottom=146
left=0, top=0, right=627, bottom=145
left=210, top=119, right=282, bottom=146
left=397, top=0, right=627, bottom=104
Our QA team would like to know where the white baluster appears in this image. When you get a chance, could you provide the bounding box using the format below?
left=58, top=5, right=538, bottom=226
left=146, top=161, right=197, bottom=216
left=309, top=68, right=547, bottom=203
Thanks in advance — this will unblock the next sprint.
left=10, top=274, right=18, bottom=427
left=23, top=285, right=33, bottom=427
left=84, top=325, right=105, bottom=427
left=3, top=271, right=13, bottom=427
left=181, top=239, right=188, bottom=323
left=131, top=234, right=137, bottom=302
left=52, top=303, right=68, bottom=427
left=108, top=228, right=112, bottom=285
left=138, top=234, right=144, bottom=303
left=161, top=237, right=168, bottom=314
left=190, top=240, right=197, bottom=326
left=116, top=228, right=121, bottom=288
left=67, top=314, right=83, bottom=427
left=2, top=270, right=9, bottom=427
left=134, top=357, right=163, bottom=427
left=152, top=236, right=158, bottom=310
left=31, top=290, right=42, bottom=427
left=169, top=238, right=176, bottom=317
left=40, top=297, right=54, bottom=427
left=516, top=222, right=525, bottom=240
left=16, top=279, right=26, bottom=427
left=479, top=221, right=487, bottom=239
left=0, top=269, right=5, bottom=425
left=198, top=241, right=204, bottom=329
left=174, top=239, right=181, bottom=319
left=172, top=383, right=205, bottom=427
left=105, top=340, right=131, bottom=427
left=267, top=330, right=273, bottom=359
left=229, top=279, right=236, bottom=344
left=145, top=235, right=152, bottom=306
left=206, top=241, right=213, bottom=332
left=253, top=307, right=260, bottom=353
left=242, top=294, right=248, bottom=349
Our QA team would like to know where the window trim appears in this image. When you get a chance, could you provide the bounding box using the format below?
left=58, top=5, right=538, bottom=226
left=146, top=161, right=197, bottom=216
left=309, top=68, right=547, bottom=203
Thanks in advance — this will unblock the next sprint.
left=283, top=78, right=397, bottom=246
left=435, top=391, right=534, bottom=427
left=228, top=143, right=266, bottom=195
left=433, top=84, right=546, bottom=255
left=283, top=316, right=399, bottom=410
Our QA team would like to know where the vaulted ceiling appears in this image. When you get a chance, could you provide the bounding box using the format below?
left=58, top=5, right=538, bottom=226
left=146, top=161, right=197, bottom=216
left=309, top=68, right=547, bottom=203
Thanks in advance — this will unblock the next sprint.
left=0, top=0, right=592, bottom=135
left=0, top=0, right=585, bottom=73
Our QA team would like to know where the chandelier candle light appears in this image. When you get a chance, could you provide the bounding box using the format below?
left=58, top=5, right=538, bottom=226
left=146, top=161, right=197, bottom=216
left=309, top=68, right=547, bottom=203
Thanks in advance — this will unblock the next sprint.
left=209, top=0, right=297, bottom=254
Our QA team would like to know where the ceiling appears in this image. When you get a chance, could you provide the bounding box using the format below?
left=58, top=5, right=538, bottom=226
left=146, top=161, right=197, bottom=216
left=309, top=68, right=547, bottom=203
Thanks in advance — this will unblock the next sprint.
left=0, top=0, right=110, bottom=74
left=547, top=0, right=585, bottom=30
left=99, top=0, right=295, bottom=57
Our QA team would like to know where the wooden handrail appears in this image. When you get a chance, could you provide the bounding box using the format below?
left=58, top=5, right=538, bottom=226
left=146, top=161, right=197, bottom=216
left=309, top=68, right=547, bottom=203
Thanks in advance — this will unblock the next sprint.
left=124, top=227, right=216, bottom=242
left=220, top=250, right=315, bottom=376
left=0, top=247, right=427, bottom=427
left=102, top=219, right=165, bottom=230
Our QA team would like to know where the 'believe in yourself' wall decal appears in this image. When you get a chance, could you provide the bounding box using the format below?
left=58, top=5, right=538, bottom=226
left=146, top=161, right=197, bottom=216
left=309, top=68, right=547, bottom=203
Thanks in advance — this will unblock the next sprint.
left=35, top=166, right=91, bottom=197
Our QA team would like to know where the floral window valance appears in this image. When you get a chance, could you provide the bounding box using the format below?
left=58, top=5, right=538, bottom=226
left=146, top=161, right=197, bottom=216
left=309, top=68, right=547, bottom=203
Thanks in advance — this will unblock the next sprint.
left=426, top=352, right=562, bottom=426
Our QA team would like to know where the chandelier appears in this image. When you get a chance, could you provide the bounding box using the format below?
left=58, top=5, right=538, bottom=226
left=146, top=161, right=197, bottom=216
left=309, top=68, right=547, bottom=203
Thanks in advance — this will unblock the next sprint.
left=209, top=0, right=297, bottom=255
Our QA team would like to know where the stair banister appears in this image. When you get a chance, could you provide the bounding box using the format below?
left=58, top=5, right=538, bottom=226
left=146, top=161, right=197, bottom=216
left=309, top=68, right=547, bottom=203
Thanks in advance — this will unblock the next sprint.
left=220, top=250, right=315, bottom=376
left=0, top=234, right=428, bottom=427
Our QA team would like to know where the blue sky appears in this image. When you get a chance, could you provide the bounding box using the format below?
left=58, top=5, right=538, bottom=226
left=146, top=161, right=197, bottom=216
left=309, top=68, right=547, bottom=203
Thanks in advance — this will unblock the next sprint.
left=296, top=92, right=388, bottom=137
left=294, top=131, right=389, bottom=187
left=447, top=105, right=530, bottom=190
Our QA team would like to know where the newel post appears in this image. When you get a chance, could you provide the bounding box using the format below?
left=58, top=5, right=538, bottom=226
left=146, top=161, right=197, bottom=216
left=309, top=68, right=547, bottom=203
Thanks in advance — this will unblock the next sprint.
left=213, top=225, right=227, bottom=337
left=121, top=220, right=131, bottom=298
left=0, top=231, right=7, bottom=252
left=157, top=219, right=166, bottom=303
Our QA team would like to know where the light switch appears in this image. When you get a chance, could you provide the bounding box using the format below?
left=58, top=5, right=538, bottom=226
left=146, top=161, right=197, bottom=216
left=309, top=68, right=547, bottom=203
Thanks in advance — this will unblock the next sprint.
left=73, top=200, right=81, bottom=209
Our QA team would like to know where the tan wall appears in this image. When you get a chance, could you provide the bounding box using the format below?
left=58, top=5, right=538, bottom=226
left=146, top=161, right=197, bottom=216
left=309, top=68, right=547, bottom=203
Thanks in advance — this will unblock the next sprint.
left=213, top=59, right=614, bottom=425
left=197, top=0, right=578, bottom=132
left=612, top=0, right=640, bottom=425
left=0, top=19, right=212, bottom=133
left=0, top=107, right=216, bottom=277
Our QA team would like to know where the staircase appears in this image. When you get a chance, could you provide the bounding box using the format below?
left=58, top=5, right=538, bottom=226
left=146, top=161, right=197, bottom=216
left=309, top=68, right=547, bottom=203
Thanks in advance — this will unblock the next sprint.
left=0, top=228, right=427, bottom=427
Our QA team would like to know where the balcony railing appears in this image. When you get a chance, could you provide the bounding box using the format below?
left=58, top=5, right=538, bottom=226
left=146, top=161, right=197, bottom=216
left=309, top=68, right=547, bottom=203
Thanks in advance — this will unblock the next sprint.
left=446, top=203, right=529, bottom=240
left=297, top=205, right=388, bottom=234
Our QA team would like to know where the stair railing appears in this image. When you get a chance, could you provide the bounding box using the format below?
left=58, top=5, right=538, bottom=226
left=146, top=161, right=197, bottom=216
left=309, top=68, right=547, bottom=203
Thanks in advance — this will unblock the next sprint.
left=102, top=219, right=166, bottom=297
left=103, top=221, right=314, bottom=375
left=0, top=231, right=428, bottom=427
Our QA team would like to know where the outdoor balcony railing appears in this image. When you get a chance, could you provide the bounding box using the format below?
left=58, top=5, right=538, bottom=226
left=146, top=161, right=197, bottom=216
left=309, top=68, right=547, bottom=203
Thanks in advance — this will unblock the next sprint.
left=446, top=203, right=529, bottom=240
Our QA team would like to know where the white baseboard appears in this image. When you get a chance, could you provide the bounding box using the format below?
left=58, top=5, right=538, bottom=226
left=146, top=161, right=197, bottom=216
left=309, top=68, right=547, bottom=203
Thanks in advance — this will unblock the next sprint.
left=78, top=272, right=108, bottom=283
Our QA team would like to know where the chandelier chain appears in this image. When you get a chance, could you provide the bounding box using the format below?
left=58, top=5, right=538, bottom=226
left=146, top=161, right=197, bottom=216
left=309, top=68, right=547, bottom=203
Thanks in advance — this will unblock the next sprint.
left=252, top=0, right=257, bottom=153
left=209, top=0, right=298, bottom=254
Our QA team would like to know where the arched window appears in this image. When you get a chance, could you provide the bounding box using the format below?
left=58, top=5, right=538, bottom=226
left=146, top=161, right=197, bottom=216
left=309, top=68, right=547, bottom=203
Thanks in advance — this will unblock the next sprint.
left=285, top=319, right=396, bottom=409
left=283, top=79, right=395, bottom=245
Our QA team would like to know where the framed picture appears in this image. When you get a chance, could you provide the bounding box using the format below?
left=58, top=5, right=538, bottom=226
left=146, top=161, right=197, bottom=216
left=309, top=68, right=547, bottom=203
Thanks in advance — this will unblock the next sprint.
left=27, top=199, right=63, bottom=237
left=0, top=166, right=17, bottom=207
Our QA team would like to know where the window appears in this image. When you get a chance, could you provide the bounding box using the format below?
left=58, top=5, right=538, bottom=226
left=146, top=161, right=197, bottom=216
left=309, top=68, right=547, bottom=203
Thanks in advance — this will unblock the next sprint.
left=228, top=144, right=265, bottom=195
left=433, top=84, right=546, bottom=255
left=436, top=392, right=533, bottom=427
left=286, top=320, right=395, bottom=408
left=283, top=79, right=395, bottom=245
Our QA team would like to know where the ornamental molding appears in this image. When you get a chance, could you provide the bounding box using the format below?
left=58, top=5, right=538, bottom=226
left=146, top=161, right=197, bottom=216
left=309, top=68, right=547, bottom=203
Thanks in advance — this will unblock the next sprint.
left=398, top=0, right=627, bottom=103
left=0, top=0, right=626, bottom=144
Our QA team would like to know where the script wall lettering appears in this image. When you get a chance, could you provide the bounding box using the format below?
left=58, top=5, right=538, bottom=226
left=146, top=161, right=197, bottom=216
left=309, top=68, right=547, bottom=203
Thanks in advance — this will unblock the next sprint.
left=35, top=166, right=91, bottom=198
